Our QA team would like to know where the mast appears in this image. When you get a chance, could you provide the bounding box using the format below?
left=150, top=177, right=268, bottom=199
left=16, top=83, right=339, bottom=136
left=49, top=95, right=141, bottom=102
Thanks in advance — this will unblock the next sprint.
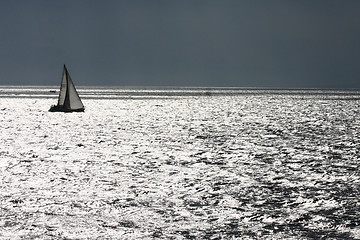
left=64, top=66, right=71, bottom=109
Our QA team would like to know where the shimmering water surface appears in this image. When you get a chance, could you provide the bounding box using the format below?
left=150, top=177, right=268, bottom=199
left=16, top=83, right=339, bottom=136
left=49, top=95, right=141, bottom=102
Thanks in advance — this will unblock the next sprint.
left=1, top=87, right=360, bottom=239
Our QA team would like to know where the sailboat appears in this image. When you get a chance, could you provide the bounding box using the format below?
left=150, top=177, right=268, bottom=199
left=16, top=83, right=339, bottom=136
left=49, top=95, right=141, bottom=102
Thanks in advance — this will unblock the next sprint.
left=49, top=65, right=85, bottom=112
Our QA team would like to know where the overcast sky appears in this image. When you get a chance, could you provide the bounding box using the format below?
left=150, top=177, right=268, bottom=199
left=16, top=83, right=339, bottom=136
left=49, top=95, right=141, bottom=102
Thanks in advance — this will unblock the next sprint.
left=1, top=0, right=360, bottom=88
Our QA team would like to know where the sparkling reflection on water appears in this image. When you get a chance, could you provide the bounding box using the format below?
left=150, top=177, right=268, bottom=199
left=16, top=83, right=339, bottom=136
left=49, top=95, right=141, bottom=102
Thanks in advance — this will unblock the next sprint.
left=0, top=87, right=360, bottom=239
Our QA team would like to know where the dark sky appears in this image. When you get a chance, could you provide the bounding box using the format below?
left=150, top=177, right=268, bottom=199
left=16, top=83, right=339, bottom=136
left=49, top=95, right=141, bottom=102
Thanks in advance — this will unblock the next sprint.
left=1, top=0, right=360, bottom=88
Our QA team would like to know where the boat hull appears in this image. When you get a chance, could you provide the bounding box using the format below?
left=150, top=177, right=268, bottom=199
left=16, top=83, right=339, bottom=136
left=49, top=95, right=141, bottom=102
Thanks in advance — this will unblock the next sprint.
left=49, top=105, right=85, bottom=112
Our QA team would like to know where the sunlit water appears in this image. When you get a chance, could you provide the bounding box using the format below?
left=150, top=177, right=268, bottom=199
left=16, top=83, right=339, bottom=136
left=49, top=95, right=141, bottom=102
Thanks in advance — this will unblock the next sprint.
left=1, top=87, right=360, bottom=239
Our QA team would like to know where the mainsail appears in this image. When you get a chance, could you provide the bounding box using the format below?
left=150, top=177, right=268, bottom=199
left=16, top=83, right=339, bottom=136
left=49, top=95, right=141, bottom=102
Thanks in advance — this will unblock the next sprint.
left=49, top=65, right=85, bottom=112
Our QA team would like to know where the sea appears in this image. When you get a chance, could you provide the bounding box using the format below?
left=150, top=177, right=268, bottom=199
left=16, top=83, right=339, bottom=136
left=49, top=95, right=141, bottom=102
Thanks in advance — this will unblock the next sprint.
left=0, top=86, right=360, bottom=239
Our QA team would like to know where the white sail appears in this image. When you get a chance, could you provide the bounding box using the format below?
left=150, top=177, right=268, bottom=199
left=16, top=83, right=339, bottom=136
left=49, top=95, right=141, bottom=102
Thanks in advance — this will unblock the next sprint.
left=65, top=71, right=84, bottom=110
